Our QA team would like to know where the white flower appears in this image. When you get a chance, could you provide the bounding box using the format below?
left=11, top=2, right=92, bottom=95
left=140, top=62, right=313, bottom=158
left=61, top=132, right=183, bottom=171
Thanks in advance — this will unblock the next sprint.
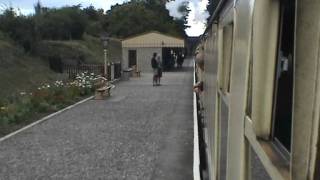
left=0, top=106, right=7, bottom=111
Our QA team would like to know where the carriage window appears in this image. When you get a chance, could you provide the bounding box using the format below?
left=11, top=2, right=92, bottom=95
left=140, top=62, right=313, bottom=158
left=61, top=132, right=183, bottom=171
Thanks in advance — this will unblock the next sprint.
left=220, top=23, right=234, bottom=93
left=246, top=47, right=253, bottom=118
left=272, top=0, right=295, bottom=153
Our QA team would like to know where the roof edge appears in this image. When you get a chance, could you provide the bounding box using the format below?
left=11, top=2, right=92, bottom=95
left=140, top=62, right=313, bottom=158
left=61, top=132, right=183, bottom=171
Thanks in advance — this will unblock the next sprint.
left=122, top=31, right=185, bottom=41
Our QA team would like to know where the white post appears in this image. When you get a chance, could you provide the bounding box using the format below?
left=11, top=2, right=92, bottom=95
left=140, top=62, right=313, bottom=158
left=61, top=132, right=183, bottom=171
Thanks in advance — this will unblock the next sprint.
left=104, top=49, right=107, bottom=78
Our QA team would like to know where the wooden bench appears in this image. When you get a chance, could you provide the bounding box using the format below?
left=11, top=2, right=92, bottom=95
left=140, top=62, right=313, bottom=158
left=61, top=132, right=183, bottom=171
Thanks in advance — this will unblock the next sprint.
left=93, top=77, right=114, bottom=100
left=95, top=85, right=112, bottom=100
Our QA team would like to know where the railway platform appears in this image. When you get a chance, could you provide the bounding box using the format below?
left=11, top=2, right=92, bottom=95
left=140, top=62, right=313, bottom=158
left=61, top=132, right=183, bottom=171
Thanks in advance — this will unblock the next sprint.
left=0, top=59, right=194, bottom=180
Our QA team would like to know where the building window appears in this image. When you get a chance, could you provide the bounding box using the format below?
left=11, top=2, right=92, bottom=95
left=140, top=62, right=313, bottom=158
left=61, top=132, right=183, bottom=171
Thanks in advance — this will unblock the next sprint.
left=272, top=0, right=295, bottom=153
left=128, top=50, right=137, bottom=67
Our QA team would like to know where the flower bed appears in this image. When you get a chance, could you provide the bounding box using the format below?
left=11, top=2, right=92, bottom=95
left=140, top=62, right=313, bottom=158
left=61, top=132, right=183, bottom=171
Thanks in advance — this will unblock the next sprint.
left=0, top=72, right=101, bottom=137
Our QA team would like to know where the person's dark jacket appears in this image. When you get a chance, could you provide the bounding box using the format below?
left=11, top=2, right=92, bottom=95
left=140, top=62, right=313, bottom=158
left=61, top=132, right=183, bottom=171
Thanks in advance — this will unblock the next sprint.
left=151, top=57, right=158, bottom=69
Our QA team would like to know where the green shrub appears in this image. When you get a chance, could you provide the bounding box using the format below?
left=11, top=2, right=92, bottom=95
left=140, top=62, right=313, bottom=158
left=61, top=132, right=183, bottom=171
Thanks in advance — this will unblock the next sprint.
left=37, top=102, right=51, bottom=113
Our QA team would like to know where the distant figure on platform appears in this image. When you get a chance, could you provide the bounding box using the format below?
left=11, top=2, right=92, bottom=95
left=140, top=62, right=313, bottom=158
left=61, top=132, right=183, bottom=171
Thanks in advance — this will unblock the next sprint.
left=151, top=53, right=159, bottom=86
left=177, top=52, right=185, bottom=68
left=156, top=55, right=162, bottom=86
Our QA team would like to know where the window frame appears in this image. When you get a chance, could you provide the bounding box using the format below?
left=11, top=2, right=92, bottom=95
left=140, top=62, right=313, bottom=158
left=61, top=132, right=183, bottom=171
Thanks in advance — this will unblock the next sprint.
left=243, top=0, right=292, bottom=179
left=216, top=4, right=234, bottom=179
left=270, top=0, right=296, bottom=158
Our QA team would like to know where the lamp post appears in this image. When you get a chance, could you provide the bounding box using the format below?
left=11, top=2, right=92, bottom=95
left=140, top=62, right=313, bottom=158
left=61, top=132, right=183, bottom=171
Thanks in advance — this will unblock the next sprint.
left=101, top=34, right=110, bottom=79
left=161, top=41, right=164, bottom=64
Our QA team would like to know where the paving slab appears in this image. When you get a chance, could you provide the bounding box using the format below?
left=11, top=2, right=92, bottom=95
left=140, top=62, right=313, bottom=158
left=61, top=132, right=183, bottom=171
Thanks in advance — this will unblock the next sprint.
left=0, top=59, right=194, bottom=180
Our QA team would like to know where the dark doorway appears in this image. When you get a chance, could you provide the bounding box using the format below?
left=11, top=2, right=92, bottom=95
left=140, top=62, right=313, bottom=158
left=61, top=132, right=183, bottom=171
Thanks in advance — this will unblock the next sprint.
left=128, top=50, right=137, bottom=68
left=162, top=48, right=174, bottom=70
left=272, top=0, right=295, bottom=153
left=162, top=47, right=184, bottom=71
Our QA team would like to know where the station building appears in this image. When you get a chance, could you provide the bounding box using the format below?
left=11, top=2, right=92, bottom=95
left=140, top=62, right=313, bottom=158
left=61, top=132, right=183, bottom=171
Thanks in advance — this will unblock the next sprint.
left=121, top=31, right=185, bottom=72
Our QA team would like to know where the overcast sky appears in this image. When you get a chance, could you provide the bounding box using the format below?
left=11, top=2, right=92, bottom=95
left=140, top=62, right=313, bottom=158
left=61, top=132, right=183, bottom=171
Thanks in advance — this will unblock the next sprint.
left=2, top=0, right=208, bottom=36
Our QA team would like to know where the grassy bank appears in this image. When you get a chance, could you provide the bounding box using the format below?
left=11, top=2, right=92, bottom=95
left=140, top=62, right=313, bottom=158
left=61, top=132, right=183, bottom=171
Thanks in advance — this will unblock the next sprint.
left=35, top=35, right=122, bottom=65
left=0, top=33, right=65, bottom=99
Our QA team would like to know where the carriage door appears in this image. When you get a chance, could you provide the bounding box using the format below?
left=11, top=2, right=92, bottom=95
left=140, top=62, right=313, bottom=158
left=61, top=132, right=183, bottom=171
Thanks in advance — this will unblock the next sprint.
left=272, top=0, right=295, bottom=155
left=128, top=50, right=137, bottom=68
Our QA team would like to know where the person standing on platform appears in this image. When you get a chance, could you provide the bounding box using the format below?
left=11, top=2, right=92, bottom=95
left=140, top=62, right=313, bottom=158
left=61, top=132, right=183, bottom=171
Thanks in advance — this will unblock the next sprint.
left=151, top=53, right=159, bottom=86
left=156, top=55, right=162, bottom=86
left=177, top=52, right=184, bottom=68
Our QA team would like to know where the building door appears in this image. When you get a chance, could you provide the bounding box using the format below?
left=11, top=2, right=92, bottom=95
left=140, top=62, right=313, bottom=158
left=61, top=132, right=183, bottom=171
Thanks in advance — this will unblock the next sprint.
left=128, top=50, right=137, bottom=68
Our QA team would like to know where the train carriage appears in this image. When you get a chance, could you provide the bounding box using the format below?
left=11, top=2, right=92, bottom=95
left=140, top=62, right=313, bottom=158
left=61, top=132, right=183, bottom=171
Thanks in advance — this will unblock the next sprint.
left=195, top=0, right=320, bottom=179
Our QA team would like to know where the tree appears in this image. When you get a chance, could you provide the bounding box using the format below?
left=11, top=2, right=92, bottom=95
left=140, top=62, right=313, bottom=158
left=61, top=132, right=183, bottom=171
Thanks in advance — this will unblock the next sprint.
left=176, top=1, right=190, bottom=33
left=103, top=0, right=188, bottom=38
left=83, top=5, right=104, bottom=37
left=83, top=5, right=104, bottom=21
left=34, top=1, right=42, bottom=15
left=0, top=8, right=37, bottom=52
left=36, top=5, right=88, bottom=40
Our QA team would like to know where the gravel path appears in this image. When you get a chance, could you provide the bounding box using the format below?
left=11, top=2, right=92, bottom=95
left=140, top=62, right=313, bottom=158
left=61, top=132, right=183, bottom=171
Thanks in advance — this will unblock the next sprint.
left=0, top=59, right=194, bottom=180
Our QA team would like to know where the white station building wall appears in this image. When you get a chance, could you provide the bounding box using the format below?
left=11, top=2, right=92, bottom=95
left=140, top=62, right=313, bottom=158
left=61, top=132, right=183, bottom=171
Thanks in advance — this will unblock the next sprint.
left=121, top=31, right=185, bottom=72
left=122, top=47, right=162, bottom=72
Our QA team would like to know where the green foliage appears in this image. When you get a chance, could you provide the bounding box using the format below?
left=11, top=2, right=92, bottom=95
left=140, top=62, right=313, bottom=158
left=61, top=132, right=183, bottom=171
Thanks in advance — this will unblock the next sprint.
left=0, top=1, right=188, bottom=46
left=104, top=0, right=188, bottom=38
left=0, top=4, right=89, bottom=50
left=83, top=5, right=104, bottom=21
left=36, top=5, right=88, bottom=40
left=86, top=21, right=104, bottom=37
left=0, top=8, right=37, bottom=52
left=80, top=5, right=105, bottom=37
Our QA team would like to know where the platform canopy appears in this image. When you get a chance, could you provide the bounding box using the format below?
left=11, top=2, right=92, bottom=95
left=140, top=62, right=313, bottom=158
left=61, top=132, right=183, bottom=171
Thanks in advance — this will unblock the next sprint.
left=122, top=31, right=185, bottom=48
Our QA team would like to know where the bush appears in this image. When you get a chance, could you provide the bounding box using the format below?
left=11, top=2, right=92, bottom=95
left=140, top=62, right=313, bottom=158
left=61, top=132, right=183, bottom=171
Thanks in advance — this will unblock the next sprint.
left=0, top=93, right=33, bottom=124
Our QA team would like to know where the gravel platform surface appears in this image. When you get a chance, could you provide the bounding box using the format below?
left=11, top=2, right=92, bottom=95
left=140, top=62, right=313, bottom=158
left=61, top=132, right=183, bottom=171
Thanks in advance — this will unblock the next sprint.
left=0, top=60, right=194, bottom=180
